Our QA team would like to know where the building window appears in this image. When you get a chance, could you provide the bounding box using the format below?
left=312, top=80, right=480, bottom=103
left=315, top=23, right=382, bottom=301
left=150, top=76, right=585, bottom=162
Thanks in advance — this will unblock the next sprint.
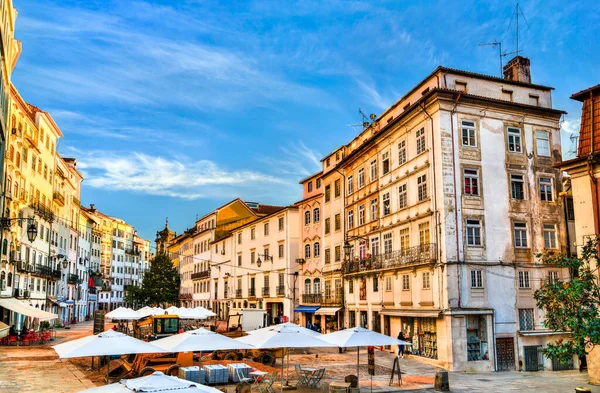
left=347, top=175, right=354, bottom=195
left=539, top=177, right=553, bottom=202
left=335, top=246, right=341, bottom=262
left=510, top=174, right=525, bottom=200
left=305, top=244, right=311, bottom=258
left=462, top=120, right=476, bottom=147
left=358, top=205, right=365, bottom=226
left=382, top=192, right=391, bottom=216
left=543, top=224, right=557, bottom=249
left=279, top=217, right=284, bottom=231
left=518, top=271, right=530, bottom=288
left=325, top=218, right=331, bottom=234
left=548, top=271, right=559, bottom=284
left=513, top=222, right=528, bottom=248
left=334, top=179, right=341, bottom=197
left=416, top=127, right=426, bottom=155
left=251, top=228, right=256, bottom=240
left=325, top=185, right=331, bottom=202
left=417, top=174, right=427, bottom=201
left=313, top=208, right=320, bottom=223
left=536, top=131, right=550, bottom=157
left=264, top=223, right=269, bottom=236
left=518, top=309, right=534, bottom=330
left=382, top=151, right=390, bottom=175
left=335, top=214, right=341, bottom=231
left=402, top=274, right=410, bottom=291
left=365, top=160, right=375, bottom=184
left=507, top=127, right=522, bottom=153
left=304, top=279, right=311, bottom=295
left=566, top=198, right=575, bottom=220
left=383, top=233, right=392, bottom=254
left=466, top=219, right=482, bottom=246
left=358, top=168, right=365, bottom=188
left=419, top=222, right=430, bottom=246
left=398, top=183, right=407, bottom=209
left=370, top=198, right=378, bottom=221
left=372, top=276, right=379, bottom=292
left=325, top=249, right=331, bottom=264
left=398, top=140, right=406, bottom=165
left=314, top=242, right=320, bottom=257
left=400, top=228, right=410, bottom=252
left=464, top=169, right=479, bottom=196
left=237, top=254, right=242, bottom=266
left=348, top=279, right=354, bottom=294
left=385, top=276, right=392, bottom=291
left=308, top=181, right=313, bottom=192
left=316, top=178, right=321, bottom=189
left=279, top=244, right=284, bottom=258
left=371, top=237, right=379, bottom=256
left=470, top=270, right=483, bottom=288
left=422, top=272, right=431, bottom=289
left=347, top=210, right=354, bottom=230
left=304, top=211, right=311, bottom=226
left=251, top=251, right=256, bottom=264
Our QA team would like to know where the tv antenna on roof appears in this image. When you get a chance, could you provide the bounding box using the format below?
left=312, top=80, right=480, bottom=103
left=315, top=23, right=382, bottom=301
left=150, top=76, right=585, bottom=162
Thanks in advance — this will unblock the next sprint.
left=479, top=40, right=503, bottom=77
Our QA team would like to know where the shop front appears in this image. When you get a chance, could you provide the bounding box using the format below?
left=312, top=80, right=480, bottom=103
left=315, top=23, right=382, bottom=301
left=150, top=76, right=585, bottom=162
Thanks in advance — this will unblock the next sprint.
left=294, top=305, right=319, bottom=328
left=314, top=307, right=342, bottom=333
left=267, top=301, right=286, bottom=325
left=380, top=310, right=441, bottom=360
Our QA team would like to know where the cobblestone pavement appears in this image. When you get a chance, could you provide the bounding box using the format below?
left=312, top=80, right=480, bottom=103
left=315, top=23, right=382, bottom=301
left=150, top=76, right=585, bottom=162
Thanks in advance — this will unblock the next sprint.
left=1, top=325, right=599, bottom=393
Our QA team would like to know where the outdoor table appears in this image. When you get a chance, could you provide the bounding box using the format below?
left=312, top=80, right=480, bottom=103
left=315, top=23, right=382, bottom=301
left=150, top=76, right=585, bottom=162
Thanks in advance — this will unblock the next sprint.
left=250, top=370, right=269, bottom=388
left=329, top=381, right=351, bottom=393
left=301, top=368, right=317, bottom=379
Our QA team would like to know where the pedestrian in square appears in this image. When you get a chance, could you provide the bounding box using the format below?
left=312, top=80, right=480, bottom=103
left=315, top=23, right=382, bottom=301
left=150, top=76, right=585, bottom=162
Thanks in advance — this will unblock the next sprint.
left=397, top=332, right=406, bottom=358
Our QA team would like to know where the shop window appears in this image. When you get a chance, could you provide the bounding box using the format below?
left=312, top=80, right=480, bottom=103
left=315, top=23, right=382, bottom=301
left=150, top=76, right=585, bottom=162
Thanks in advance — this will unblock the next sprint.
left=466, top=315, right=488, bottom=361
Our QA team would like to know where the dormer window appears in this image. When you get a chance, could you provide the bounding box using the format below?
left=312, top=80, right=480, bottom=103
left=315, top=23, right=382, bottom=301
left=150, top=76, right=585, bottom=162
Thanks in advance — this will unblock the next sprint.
left=456, top=81, right=467, bottom=92
left=502, top=89, right=513, bottom=102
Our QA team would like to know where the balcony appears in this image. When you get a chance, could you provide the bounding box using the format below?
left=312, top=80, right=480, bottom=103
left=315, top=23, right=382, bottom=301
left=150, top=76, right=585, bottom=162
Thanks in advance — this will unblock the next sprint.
left=236, top=289, right=242, bottom=298
left=342, top=243, right=437, bottom=276
left=29, top=201, right=55, bottom=222
left=125, top=248, right=141, bottom=255
left=191, top=271, right=210, bottom=280
left=223, top=289, right=229, bottom=298
left=53, top=191, right=65, bottom=206
left=68, top=273, right=79, bottom=285
left=32, top=265, right=53, bottom=278
left=14, top=288, right=29, bottom=298
left=302, top=293, right=322, bottom=304
left=51, top=269, right=62, bottom=279
left=16, top=261, right=28, bottom=273
left=322, top=290, right=343, bottom=306
left=276, top=286, right=285, bottom=297
left=249, top=288, right=256, bottom=298
left=101, top=284, right=111, bottom=292
left=262, top=287, right=270, bottom=297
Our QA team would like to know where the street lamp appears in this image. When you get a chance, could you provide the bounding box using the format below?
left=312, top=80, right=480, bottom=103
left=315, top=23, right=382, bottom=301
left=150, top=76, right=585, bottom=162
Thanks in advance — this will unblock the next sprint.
left=343, top=234, right=370, bottom=261
left=26, top=221, right=38, bottom=242
left=256, top=254, right=273, bottom=268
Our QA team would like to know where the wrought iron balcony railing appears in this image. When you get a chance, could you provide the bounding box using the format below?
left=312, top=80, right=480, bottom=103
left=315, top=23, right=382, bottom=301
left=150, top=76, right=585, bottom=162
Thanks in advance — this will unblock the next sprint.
left=276, top=286, right=285, bottom=297
left=191, top=271, right=210, bottom=280
left=342, top=243, right=437, bottom=275
left=236, top=289, right=242, bottom=298
left=67, top=273, right=79, bottom=285
left=249, top=288, right=256, bottom=297
left=262, top=287, right=270, bottom=297
left=302, top=293, right=322, bottom=304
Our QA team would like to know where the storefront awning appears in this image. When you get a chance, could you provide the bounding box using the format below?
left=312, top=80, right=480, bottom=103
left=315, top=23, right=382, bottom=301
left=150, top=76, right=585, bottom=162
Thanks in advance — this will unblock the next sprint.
left=0, top=298, right=58, bottom=321
left=315, top=307, right=341, bottom=316
left=294, top=306, right=320, bottom=313
left=380, top=309, right=441, bottom=318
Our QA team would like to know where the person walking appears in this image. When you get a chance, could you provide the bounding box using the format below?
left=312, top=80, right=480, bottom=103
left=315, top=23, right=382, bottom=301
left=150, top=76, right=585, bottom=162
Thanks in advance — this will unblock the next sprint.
left=397, top=332, right=406, bottom=358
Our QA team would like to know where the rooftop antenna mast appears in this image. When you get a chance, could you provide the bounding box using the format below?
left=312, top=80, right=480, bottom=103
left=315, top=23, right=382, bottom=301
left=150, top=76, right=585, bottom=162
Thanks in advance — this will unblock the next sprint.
left=479, top=40, right=503, bottom=77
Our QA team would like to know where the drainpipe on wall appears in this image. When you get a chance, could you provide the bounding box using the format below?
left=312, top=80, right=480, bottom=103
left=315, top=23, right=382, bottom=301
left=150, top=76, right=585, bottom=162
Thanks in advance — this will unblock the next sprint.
left=449, top=92, right=462, bottom=309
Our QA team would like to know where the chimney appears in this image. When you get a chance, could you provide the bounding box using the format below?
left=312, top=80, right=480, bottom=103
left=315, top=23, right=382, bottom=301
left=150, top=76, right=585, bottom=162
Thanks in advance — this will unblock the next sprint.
left=503, top=56, right=531, bottom=84
left=90, top=204, right=95, bottom=211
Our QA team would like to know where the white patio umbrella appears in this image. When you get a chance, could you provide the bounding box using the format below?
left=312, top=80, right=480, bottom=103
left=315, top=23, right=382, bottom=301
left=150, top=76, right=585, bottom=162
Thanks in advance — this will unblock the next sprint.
left=165, top=306, right=181, bottom=314
left=77, top=371, right=223, bottom=393
left=178, top=308, right=208, bottom=320
left=193, top=307, right=216, bottom=317
left=105, top=307, right=142, bottom=321
left=53, top=329, right=167, bottom=383
left=247, top=322, right=321, bottom=337
left=137, top=306, right=155, bottom=317
left=153, top=327, right=255, bottom=352
left=320, top=326, right=412, bottom=380
left=237, top=325, right=336, bottom=393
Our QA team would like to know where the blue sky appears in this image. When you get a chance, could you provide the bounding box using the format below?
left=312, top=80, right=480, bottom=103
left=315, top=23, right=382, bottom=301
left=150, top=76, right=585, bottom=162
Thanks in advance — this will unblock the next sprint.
left=11, top=0, right=600, bottom=243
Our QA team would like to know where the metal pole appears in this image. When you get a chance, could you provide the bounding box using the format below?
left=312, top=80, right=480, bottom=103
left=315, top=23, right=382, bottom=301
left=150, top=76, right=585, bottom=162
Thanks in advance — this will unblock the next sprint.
left=357, top=346, right=359, bottom=380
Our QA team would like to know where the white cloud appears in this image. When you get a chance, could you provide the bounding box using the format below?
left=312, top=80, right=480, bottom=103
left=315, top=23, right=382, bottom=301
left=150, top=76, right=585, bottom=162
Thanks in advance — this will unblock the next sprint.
left=73, top=149, right=287, bottom=200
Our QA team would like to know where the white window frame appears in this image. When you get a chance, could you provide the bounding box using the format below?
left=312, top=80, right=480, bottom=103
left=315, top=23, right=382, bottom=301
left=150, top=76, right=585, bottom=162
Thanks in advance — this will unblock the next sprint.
left=370, top=198, right=377, bottom=221
left=466, top=219, right=482, bottom=246
left=536, top=130, right=550, bottom=157
left=382, top=192, right=391, bottom=216
left=461, top=120, right=476, bottom=147
left=347, top=175, right=354, bottom=195
left=510, top=174, right=525, bottom=200
left=383, top=232, right=392, bottom=254
left=398, top=183, right=407, bottom=209
left=370, top=160, right=377, bottom=182
left=398, top=140, right=406, bottom=165
left=304, top=244, right=311, bottom=258
left=358, top=205, right=365, bottom=226
left=417, top=174, right=427, bottom=201
left=314, top=242, right=320, bottom=257
left=507, top=127, right=522, bottom=153
left=385, top=276, right=392, bottom=292
left=518, top=271, right=530, bottom=289
left=347, top=210, right=354, bottom=230
left=304, top=211, right=311, bottom=226
left=422, top=271, right=431, bottom=289
left=548, top=271, right=559, bottom=284
left=539, top=177, right=553, bottom=202
left=371, top=236, right=379, bottom=256
left=463, top=169, right=479, bottom=196
left=416, top=127, right=426, bottom=155
left=402, top=274, right=410, bottom=291
left=513, top=222, right=528, bottom=248
left=358, top=168, right=365, bottom=189
left=543, top=223, right=557, bottom=249
left=313, top=208, right=320, bottom=223
left=382, top=151, right=390, bottom=175
left=470, top=270, right=483, bottom=288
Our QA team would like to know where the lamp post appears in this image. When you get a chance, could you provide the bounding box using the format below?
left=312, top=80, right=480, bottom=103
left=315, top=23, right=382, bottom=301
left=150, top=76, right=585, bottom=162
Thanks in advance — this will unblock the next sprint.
left=255, top=254, right=273, bottom=268
left=343, top=234, right=370, bottom=261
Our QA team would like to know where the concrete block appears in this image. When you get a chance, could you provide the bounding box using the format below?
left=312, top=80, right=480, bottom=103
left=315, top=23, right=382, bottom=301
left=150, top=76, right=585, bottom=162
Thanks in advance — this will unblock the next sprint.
left=434, top=369, right=449, bottom=392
